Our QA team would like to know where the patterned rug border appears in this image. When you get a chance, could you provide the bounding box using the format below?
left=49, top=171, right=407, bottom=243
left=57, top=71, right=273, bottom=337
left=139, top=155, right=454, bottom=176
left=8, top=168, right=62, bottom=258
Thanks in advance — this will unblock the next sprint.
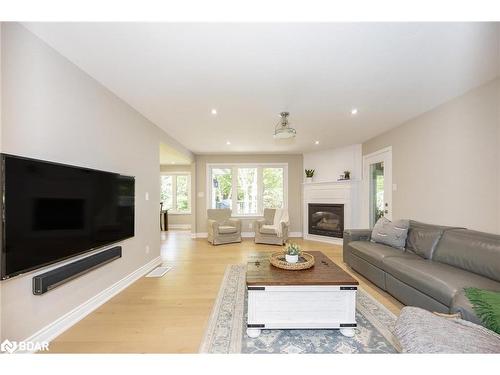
left=199, top=264, right=246, bottom=353
left=199, top=264, right=399, bottom=353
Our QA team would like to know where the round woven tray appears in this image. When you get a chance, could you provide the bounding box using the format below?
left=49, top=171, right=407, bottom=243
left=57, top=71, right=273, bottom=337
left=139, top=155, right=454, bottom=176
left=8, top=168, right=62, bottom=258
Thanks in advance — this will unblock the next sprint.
left=269, top=252, right=315, bottom=270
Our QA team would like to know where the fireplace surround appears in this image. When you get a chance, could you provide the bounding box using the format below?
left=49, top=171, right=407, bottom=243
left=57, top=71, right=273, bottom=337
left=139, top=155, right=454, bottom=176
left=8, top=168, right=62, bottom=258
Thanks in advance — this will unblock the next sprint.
left=303, top=180, right=361, bottom=244
left=308, top=203, right=344, bottom=238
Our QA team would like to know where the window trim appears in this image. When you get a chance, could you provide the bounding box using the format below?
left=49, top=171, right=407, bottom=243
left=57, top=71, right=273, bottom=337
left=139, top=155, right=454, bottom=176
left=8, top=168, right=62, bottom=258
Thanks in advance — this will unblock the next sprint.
left=160, top=172, right=192, bottom=215
left=206, top=163, right=288, bottom=217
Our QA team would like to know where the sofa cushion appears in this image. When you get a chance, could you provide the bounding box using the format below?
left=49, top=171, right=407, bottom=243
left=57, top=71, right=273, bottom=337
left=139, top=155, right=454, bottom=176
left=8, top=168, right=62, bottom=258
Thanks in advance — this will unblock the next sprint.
left=260, top=224, right=277, bottom=235
left=371, top=217, right=409, bottom=249
left=218, top=225, right=237, bottom=234
left=349, top=241, right=419, bottom=268
left=433, top=229, right=500, bottom=282
left=382, top=256, right=500, bottom=306
left=405, top=220, right=458, bottom=259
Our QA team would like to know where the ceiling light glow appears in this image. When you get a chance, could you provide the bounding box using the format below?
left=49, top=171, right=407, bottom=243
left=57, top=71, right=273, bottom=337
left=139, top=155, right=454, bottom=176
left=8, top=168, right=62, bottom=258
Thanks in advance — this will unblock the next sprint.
left=211, top=108, right=217, bottom=115
left=351, top=108, right=358, bottom=115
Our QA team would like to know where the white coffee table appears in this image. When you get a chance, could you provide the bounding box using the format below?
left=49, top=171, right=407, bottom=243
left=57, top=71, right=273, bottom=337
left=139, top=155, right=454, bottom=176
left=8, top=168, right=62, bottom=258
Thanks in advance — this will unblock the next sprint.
left=246, top=251, right=358, bottom=338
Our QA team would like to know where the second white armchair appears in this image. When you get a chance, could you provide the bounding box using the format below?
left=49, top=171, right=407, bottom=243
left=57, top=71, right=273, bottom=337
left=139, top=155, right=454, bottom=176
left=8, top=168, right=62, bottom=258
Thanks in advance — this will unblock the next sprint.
left=254, top=208, right=289, bottom=245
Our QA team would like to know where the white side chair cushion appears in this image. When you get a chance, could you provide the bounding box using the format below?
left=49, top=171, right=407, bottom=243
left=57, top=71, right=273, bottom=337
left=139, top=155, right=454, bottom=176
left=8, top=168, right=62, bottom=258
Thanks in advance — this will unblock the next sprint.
left=218, top=225, right=238, bottom=234
left=260, top=225, right=277, bottom=235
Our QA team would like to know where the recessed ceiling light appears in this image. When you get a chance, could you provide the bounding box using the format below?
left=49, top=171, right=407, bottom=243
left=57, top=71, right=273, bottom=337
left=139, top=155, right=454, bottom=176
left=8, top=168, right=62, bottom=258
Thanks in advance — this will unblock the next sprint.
left=171, top=161, right=175, bottom=164
left=314, top=140, right=320, bottom=145
left=226, top=141, right=231, bottom=145
left=211, top=108, right=217, bottom=115
left=351, top=108, right=358, bottom=115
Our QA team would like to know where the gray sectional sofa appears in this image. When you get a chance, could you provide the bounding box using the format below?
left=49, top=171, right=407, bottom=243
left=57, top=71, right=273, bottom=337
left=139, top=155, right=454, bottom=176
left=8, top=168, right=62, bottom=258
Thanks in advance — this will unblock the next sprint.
left=343, top=221, right=500, bottom=326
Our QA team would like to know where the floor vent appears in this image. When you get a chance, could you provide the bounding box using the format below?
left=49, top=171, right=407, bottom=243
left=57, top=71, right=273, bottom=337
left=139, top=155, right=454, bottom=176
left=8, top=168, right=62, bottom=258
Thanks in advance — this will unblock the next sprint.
left=145, top=266, right=172, bottom=278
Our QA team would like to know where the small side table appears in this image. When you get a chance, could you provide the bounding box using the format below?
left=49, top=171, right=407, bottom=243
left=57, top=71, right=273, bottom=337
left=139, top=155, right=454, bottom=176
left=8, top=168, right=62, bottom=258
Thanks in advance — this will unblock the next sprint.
left=160, top=209, right=169, bottom=231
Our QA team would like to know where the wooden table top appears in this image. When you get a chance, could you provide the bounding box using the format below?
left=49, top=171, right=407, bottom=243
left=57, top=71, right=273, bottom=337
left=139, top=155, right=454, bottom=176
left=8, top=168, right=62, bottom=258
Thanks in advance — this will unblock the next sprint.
left=246, top=251, right=359, bottom=286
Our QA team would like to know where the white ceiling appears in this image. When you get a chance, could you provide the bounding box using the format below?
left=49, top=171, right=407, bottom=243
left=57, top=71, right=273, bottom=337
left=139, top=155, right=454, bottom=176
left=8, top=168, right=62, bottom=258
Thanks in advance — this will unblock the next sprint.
left=23, top=22, right=500, bottom=154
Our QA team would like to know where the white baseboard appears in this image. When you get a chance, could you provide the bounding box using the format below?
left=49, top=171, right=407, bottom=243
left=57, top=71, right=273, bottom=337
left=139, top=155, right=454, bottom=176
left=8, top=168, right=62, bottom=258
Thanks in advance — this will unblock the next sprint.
left=303, top=233, right=343, bottom=245
left=168, top=224, right=191, bottom=230
left=21, top=256, right=162, bottom=353
left=191, top=232, right=302, bottom=239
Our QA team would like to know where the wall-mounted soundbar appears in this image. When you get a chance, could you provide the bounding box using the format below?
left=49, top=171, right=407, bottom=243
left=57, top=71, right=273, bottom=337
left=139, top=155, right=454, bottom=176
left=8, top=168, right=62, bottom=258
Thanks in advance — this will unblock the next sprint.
left=32, top=246, right=122, bottom=295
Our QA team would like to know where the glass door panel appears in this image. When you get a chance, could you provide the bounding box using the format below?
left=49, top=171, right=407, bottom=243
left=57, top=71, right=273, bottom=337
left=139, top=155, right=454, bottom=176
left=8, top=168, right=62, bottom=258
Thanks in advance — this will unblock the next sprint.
left=369, top=162, right=385, bottom=228
left=363, top=147, right=392, bottom=228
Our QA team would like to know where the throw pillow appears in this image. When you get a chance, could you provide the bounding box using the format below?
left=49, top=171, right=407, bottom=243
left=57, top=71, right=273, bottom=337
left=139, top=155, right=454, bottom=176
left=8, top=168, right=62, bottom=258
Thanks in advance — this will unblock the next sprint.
left=464, top=287, right=500, bottom=334
left=371, top=217, right=410, bottom=249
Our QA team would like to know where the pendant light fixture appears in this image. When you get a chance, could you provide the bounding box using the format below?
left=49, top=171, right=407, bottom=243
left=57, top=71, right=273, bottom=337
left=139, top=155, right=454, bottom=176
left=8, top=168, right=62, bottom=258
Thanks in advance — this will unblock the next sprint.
left=273, top=112, right=297, bottom=139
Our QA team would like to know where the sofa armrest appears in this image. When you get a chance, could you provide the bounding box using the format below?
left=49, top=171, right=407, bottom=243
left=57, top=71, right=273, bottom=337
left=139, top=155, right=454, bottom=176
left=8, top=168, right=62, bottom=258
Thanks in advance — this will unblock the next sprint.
left=344, top=229, right=372, bottom=243
left=253, top=218, right=266, bottom=233
left=227, top=218, right=241, bottom=233
left=208, top=219, right=219, bottom=236
left=343, top=229, right=372, bottom=266
left=281, top=221, right=289, bottom=240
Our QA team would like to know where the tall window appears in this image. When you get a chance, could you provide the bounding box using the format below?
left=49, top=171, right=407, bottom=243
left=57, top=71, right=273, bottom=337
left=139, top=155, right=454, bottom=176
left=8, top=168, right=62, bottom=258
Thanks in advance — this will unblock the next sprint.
left=263, top=167, right=284, bottom=210
left=161, top=173, right=191, bottom=213
left=211, top=168, right=232, bottom=209
left=237, top=168, right=258, bottom=215
left=208, top=164, right=287, bottom=216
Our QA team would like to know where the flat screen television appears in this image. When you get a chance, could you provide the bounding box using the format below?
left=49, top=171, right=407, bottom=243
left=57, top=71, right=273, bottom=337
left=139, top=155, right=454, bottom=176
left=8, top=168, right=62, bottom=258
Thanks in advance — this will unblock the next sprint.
left=0, top=154, right=135, bottom=280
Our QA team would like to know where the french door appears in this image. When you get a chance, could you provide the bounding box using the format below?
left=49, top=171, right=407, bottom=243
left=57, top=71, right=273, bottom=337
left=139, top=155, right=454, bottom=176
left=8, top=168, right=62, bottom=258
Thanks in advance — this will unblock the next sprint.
left=363, top=147, right=393, bottom=228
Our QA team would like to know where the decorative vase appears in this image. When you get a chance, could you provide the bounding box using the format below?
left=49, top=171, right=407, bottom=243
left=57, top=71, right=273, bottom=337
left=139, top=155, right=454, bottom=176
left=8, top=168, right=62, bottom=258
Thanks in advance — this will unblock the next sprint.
left=305, top=177, right=313, bottom=183
left=285, top=254, right=299, bottom=263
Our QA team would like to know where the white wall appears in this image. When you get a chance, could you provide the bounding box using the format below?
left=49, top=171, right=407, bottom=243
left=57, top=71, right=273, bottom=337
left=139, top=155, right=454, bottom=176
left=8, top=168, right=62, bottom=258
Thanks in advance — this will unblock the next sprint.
left=363, top=78, right=500, bottom=234
left=0, top=23, right=182, bottom=341
left=303, top=144, right=362, bottom=182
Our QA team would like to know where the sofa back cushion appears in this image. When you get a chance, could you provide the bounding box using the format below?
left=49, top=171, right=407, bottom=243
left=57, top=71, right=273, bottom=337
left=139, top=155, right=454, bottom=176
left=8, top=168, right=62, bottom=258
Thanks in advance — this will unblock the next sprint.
left=263, top=208, right=276, bottom=225
left=371, top=217, right=409, bottom=249
left=207, top=208, right=231, bottom=223
left=433, top=229, right=500, bottom=282
left=405, top=221, right=459, bottom=259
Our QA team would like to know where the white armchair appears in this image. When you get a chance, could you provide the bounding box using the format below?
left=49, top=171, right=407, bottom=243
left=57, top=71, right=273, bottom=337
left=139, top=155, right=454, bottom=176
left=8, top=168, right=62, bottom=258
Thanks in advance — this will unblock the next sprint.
left=254, top=208, right=289, bottom=245
left=207, top=209, right=242, bottom=245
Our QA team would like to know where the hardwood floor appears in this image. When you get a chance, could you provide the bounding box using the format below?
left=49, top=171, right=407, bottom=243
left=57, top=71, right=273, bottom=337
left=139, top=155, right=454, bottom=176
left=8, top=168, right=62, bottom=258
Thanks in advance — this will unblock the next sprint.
left=46, top=231, right=403, bottom=353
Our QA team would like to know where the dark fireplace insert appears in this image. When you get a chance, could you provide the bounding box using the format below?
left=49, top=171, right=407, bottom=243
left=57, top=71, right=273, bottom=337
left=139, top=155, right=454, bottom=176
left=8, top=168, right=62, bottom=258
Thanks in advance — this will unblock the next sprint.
left=308, top=203, right=344, bottom=238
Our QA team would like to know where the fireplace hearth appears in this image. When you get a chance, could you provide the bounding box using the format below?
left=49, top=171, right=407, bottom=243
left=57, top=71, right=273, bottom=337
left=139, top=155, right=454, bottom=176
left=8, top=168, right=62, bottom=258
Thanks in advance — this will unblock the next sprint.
left=308, top=203, right=344, bottom=238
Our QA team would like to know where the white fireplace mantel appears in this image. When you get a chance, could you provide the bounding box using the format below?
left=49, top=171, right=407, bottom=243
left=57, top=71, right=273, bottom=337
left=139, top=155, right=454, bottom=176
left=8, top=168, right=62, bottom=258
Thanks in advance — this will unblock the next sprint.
left=303, top=180, right=362, bottom=245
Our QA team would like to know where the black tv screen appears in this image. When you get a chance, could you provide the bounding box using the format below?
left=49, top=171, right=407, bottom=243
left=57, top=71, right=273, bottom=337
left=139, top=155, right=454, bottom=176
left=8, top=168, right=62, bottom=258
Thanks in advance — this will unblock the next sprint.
left=1, top=154, right=135, bottom=279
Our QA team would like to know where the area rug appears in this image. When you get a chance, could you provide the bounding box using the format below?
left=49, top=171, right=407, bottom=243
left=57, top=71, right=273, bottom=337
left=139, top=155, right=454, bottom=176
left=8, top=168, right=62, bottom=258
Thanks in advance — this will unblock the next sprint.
left=199, top=264, right=400, bottom=354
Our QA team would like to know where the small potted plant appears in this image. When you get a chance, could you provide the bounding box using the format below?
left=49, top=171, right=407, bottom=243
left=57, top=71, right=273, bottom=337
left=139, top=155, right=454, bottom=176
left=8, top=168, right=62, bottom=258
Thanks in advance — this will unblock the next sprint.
left=284, top=242, right=301, bottom=263
left=344, top=170, right=351, bottom=180
left=305, top=169, right=315, bottom=183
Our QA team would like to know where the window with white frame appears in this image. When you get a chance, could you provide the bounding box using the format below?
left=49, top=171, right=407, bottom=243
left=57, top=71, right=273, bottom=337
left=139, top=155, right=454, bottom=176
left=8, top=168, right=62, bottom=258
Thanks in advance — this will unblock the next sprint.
left=208, top=164, right=287, bottom=216
left=160, top=173, right=191, bottom=214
